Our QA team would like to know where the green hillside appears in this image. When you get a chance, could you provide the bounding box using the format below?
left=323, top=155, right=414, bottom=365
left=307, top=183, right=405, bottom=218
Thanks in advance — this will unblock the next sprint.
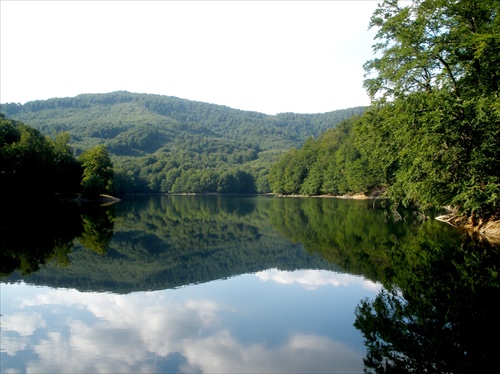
left=0, top=91, right=365, bottom=194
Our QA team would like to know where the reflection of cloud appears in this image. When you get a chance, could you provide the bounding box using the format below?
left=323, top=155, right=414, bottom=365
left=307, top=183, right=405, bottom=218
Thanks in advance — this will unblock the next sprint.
left=256, top=269, right=382, bottom=291
left=23, top=290, right=226, bottom=356
left=2, top=312, right=46, bottom=336
left=13, top=290, right=232, bottom=373
left=1, top=336, right=28, bottom=356
left=5, top=286, right=365, bottom=373
left=2, top=368, right=24, bottom=374
left=182, top=331, right=363, bottom=373
left=28, top=330, right=155, bottom=374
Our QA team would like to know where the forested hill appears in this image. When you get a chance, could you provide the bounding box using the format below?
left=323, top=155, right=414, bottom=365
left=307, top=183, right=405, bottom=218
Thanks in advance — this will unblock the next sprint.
left=1, top=91, right=364, bottom=149
left=0, top=91, right=365, bottom=194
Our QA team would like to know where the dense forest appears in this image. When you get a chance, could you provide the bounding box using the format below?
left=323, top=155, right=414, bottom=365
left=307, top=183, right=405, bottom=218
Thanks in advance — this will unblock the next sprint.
left=0, top=92, right=364, bottom=195
left=269, top=0, right=499, bottom=222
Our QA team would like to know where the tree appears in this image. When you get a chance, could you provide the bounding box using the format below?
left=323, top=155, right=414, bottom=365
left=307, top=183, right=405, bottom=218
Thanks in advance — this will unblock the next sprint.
left=49, top=132, right=82, bottom=194
left=268, top=150, right=297, bottom=195
left=79, top=145, right=114, bottom=198
left=363, top=0, right=500, bottom=101
left=359, top=0, right=500, bottom=216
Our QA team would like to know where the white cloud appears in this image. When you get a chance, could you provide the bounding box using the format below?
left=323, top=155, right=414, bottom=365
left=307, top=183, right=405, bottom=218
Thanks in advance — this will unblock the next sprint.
left=1, top=369, right=23, bottom=374
left=28, top=330, right=154, bottom=374
left=1, top=336, right=28, bottom=356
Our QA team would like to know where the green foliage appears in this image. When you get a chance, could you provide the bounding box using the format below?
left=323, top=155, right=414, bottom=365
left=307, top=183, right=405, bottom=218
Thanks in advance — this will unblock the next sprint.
left=269, top=116, right=380, bottom=196
left=360, top=0, right=500, bottom=217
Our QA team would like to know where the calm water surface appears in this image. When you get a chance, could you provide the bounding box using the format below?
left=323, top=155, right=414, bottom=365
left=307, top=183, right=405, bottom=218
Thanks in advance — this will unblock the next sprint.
left=1, top=195, right=499, bottom=373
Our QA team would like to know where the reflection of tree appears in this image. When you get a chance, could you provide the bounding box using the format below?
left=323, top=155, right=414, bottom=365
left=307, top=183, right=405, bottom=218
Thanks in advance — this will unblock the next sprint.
left=354, top=224, right=500, bottom=373
left=78, top=205, right=115, bottom=254
left=268, top=197, right=500, bottom=370
left=0, top=201, right=116, bottom=277
left=0, top=201, right=83, bottom=276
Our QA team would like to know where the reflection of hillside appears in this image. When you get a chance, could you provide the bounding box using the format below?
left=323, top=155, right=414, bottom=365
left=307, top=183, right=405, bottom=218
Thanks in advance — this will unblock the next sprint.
left=114, top=195, right=264, bottom=250
left=5, top=196, right=460, bottom=294
left=6, top=196, right=343, bottom=293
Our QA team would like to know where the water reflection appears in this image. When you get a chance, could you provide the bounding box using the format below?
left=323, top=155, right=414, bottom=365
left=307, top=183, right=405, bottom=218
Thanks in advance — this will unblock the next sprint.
left=4, top=196, right=353, bottom=292
left=2, top=268, right=376, bottom=373
left=1, top=195, right=499, bottom=373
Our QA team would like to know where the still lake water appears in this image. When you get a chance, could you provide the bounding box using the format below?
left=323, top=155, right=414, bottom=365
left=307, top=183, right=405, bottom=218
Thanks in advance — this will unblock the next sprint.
left=1, top=195, right=499, bottom=373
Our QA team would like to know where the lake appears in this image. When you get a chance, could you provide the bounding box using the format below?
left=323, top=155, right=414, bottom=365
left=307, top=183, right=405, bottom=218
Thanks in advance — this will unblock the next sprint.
left=1, top=195, right=499, bottom=373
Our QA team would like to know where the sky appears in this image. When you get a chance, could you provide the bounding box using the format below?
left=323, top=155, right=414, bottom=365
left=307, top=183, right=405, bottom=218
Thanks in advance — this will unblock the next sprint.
left=0, top=1, right=379, bottom=115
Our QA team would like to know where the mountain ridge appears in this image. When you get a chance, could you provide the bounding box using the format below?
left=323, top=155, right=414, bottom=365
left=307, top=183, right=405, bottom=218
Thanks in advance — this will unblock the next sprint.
left=1, top=90, right=364, bottom=116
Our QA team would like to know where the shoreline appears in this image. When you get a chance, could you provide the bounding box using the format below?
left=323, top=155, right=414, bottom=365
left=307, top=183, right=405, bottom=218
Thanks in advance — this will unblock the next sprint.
left=274, top=190, right=383, bottom=200
left=274, top=193, right=378, bottom=200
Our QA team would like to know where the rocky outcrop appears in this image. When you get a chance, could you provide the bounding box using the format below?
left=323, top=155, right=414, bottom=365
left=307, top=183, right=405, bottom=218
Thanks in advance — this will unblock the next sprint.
left=436, top=213, right=500, bottom=246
